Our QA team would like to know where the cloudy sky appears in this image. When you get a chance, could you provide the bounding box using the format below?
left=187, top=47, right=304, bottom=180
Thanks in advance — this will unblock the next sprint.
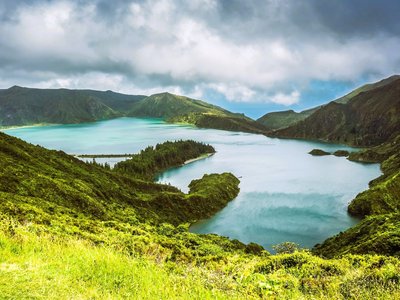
left=1, top=0, right=399, bottom=117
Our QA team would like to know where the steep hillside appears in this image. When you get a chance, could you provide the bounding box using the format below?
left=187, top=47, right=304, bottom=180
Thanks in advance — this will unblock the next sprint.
left=273, top=77, right=400, bottom=146
left=0, top=86, right=145, bottom=126
left=257, top=75, right=400, bottom=131
left=334, top=75, right=400, bottom=104
left=129, top=92, right=267, bottom=134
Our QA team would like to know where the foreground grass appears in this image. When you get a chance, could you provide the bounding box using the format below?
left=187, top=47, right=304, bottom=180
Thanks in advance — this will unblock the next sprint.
left=1, top=221, right=400, bottom=299
left=0, top=225, right=240, bottom=299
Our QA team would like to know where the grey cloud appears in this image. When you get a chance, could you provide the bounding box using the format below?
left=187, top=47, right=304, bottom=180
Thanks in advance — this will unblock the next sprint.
left=0, top=0, right=399, bottom=104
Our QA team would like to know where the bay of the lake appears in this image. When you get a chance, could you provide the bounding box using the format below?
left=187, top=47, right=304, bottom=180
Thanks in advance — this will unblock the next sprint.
left=4, top=117, right=381, bottom=251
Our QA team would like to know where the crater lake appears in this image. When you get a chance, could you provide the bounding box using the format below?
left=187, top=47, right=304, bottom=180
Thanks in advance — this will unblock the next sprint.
left=3, top=117, right=381, bottom=252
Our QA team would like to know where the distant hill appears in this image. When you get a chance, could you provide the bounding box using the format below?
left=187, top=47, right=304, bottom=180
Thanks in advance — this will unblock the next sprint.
left=129, top=92, right=231, bottom=118
left=130, top=92, right=268, bottom=134
left=272, top=76, right=400, bottom=147
left=0, top=87, right=267, bottom=134
left=257, top=75, right=400, bottom=131
left=0, top=86, right=146, bottom=126
left=256, top=108, right=316, bottom=131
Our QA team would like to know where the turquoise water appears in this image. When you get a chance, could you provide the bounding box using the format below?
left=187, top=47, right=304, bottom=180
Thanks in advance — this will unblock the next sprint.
left=4, top=117, right=381, bottom=251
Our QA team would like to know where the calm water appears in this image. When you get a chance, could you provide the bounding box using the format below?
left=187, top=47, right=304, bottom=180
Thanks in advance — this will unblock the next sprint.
left=4, top=117, right=381, bottom=251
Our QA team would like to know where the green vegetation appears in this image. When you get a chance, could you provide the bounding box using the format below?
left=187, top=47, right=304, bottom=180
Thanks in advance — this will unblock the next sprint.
left=314, top=213, right=400, bottom=257
left=309, top=149, right=331, bottom=156
left=0, top=86, right=145, bottom=126
left=0, top=87, right=268, bottom=134
left=258, top=75, right=400, bottom=133
left=1, top=220, right=400, bottom=299
left=0, top=128, right=400, bottom=298
left=128, top=92, right=232, bottom=118
left=277, top=77, right=400, bottom=258
left=114, top=140, right=215, bottom=180
left=257, top=75, right=400, bottom=258
left=273, top=76, right=400, bottom=147
left=77, top=154, right=134, bottom=158
left=333, top=150, right=350, bottom=157
left=2, top=75, right=400, bottom=298
left=130, top=92, right=267, bottom=134
left=170, top=112, right=267, bottom=134
left=314, top=134, right=400, bottom=257
left=257, top=109, right=316, bottom=131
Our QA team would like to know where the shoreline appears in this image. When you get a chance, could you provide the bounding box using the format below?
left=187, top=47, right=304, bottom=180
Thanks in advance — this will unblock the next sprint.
left=0, top=123, right=55, bottom=131
left=183, top=153, right=214, bottom=165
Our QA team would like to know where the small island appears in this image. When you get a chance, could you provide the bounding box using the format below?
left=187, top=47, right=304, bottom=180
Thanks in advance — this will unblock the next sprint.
left=308, top=149, right=331, bottom=156
left=333, top=150, right=350, bottom=157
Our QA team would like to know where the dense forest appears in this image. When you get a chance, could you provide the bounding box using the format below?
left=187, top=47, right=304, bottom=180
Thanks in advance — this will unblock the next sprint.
left=113, top=140, right=215, bottom=180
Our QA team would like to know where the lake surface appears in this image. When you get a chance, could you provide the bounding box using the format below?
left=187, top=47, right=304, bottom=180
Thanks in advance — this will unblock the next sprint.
left=4, top=117, right=381, bottom=251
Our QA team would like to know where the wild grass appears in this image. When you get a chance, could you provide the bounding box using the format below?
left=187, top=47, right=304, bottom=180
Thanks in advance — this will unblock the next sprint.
left=0, top=219, right=399, bottom=299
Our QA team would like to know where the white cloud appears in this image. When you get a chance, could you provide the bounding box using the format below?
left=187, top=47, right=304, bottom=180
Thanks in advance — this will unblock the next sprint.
left=208, top=83, right=256, bottom=102
left=269, top=91, right=300, bottom=106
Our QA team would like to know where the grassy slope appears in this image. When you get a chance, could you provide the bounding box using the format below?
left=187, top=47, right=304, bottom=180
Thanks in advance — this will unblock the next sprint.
left=129, top=92, right=231, bottom=118
left=0, top=86, right=145, bottom=126
left=0, top=131, right=400, bottom=298
left=1, top=221, right=400, bottom=299
left=129, top=92, right=267, bottom=134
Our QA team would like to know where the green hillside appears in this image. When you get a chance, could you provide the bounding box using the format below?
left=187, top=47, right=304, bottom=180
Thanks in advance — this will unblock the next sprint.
left=129, top=92, right=267, bottom=134
left=257, top=75, right=400, bottom=131
left=129, top=92, right=231, bottom=118
left=0, top=86, right=145, bottom=126
left=170, top=112, right=267, bottom=134
left=1, top=131, right=400, bottom=298
left=273, top=77, right=400, bottom=146
left=256, top=108, right=316, bottom=131
left=0, top=87, right=267, bottom=134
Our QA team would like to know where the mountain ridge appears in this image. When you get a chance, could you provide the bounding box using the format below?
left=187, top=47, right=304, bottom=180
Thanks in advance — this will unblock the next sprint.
left=272, top=77, right=400, bottom=147
left=257, top=75, right=400, bottom=131
left=0, top=86, right=268, bottom=134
